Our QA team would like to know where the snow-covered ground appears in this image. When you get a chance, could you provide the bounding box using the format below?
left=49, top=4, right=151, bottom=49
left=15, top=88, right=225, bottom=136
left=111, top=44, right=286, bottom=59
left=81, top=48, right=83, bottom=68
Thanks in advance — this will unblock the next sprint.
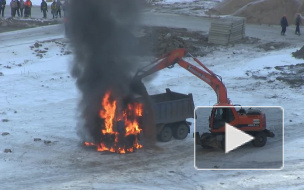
left=1, top=25, right=304, bottom=189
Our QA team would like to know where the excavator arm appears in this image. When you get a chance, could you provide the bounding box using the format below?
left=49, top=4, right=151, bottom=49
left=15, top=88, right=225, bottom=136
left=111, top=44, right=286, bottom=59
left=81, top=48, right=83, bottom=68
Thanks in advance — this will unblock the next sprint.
left=132, top=48, right=230, bottom=105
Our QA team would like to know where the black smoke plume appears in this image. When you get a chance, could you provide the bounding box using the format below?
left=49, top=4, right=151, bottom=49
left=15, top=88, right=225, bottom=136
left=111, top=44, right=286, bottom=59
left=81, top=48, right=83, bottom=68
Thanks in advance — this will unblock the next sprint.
left=68, top=0, right=156, bottom=149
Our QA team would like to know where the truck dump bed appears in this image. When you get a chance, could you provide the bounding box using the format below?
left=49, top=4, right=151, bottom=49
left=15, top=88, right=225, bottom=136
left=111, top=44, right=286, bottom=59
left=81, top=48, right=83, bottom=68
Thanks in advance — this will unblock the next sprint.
left=149, top=88, right=194, bottom=124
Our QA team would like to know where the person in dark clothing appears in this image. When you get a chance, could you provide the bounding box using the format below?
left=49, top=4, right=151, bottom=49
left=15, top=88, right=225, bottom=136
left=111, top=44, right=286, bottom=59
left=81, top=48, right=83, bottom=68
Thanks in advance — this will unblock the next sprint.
left=295, top=14, right=302, bottom=35
left=51, top=0, right=57, bottom=18
left=62, top=0, right=68, bottom=16
left=280, top=15, right=288, bottom=35
left=16, top=0, right=20, bottom=16
left=41, top=0, right=47, bottom=18
left=0, top=0, right=6, bottom=17
left=19, top=0, right=24, bottom=17
left=62, top=0, right=70, bottom=36
left=56, top=0, right=62, bottom=18
left=24, top=0, right=32, bottom=18
left=10, top=0, right=18, bottom=17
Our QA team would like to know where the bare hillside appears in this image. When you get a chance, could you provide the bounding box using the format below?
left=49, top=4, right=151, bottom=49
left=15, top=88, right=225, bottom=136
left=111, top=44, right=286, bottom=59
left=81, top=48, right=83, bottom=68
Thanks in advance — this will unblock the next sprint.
left=210, top=0, right=304, bottom=24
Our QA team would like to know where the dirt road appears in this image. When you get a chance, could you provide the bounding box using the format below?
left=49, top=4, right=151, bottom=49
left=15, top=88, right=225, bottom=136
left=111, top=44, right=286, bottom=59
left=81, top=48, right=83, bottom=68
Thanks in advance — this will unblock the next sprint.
left=1, top=6, right=303, bottom=46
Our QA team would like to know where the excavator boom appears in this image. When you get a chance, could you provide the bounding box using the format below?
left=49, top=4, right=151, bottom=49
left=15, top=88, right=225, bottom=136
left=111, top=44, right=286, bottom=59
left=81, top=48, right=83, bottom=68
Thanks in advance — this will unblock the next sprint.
left=133, top=48, right=230, bottom=105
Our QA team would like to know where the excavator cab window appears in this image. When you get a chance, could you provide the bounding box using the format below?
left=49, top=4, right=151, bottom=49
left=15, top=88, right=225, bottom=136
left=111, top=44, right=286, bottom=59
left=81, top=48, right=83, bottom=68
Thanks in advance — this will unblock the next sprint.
left=212, top=108, right=235, bottom=129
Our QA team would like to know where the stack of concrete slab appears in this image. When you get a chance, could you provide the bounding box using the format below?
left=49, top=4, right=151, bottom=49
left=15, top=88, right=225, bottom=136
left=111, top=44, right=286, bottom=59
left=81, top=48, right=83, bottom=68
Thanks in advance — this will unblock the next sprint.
left=208, top=16, right=246, bottom=45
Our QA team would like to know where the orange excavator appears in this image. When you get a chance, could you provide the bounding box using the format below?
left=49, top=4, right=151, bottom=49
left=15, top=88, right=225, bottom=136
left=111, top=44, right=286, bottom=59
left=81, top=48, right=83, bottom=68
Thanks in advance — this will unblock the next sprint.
left=132, top=48, right=274, bottom=148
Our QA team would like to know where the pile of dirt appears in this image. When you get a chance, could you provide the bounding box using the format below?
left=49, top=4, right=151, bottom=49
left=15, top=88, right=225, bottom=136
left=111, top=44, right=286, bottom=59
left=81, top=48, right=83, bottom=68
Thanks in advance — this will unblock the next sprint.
left=137, top=26, right=207, bottom=57
left=275, top=63, right=304, bottom=87
left=209, top=0, right=304, bottom=25
left=0, top=18, right=61, bottom=33
left=292, top=46, right=304, bottom=59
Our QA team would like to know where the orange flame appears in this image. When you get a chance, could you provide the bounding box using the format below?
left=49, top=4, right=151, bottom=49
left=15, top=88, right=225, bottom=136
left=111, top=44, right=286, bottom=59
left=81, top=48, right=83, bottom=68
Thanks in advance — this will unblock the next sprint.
left=100, top=91, right=117, bottom=134
left=84, top=90, right=143, bottom=154
left=135, top=103, right=143, bottom=116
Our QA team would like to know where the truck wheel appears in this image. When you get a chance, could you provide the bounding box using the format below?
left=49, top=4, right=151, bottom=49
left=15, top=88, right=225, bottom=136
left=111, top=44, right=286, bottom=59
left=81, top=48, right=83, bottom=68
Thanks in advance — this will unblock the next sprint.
left=252, top=132, right=267, bottom=147
left=158, top=126, right=172, bottom=142
left=173, top=122, right=189, bottom=140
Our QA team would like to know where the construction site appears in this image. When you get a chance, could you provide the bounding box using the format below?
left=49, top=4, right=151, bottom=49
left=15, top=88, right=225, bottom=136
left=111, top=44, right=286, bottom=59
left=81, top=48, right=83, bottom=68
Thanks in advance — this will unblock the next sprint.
left=0, top=0, right=304, bottom=189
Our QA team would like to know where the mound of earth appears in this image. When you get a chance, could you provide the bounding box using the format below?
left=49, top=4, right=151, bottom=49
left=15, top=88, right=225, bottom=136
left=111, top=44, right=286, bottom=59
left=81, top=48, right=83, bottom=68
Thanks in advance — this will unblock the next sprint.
left=209, top=0, right=304, bottom=25
left=292, top=46, right=304, bottom=59
left=0, top=17, right=61, bottom=33
left=137, top=26, right=207, bottom=57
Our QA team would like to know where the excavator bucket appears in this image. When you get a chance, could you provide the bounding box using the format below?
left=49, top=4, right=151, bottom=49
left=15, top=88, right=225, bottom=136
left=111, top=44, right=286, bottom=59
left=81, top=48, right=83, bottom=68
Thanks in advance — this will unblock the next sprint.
left=199, top=133, right=222, bottom=149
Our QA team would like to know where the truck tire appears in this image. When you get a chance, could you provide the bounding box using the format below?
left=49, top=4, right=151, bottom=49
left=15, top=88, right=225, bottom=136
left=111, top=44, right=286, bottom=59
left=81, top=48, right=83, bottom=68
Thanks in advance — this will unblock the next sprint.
left=158, top=126, right=172, bottom=142
left=251, top=131, right=267, bottom=147
left=173, top=122, right=189, bottom=140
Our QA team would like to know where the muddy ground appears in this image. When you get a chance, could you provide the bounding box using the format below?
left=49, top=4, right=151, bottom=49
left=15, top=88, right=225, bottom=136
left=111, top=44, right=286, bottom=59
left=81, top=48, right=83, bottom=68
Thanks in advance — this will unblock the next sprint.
left=2, top=15, right=304, bottom=89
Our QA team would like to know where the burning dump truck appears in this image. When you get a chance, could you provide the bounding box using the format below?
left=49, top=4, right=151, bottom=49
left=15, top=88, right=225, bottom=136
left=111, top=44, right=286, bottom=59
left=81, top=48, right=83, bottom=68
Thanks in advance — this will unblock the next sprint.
left=137, top=88, right=194, bottom=142
left=67, top=1, right=194, bottom=153
left=84, top=87, right=194, bottom=153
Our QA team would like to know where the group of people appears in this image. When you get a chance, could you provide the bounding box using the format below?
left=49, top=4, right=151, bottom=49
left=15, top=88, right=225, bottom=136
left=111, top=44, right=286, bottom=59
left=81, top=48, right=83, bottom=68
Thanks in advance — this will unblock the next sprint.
left=9, top=0, right=32, bottom=18
left=41, top=0, right=69, bottom=19
left=280, top=14, right=303, bottom=36
left=0, top=0, right=69, bottom=19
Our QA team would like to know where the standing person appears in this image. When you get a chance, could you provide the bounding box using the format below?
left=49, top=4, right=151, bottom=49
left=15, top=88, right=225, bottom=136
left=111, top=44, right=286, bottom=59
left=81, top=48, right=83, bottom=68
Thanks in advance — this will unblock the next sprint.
left=62, top=0, right=70, bottom=36
left=56, top=0, right=61, bottom=18
left=10, top=0, right=18, bottom=17
left=295, top=14, right=302, bottom=35
left=62, top=0, right=69, bottom=16
left=19, top=0, right=24, bottom=17
left=51, top=0, right=57, bottom=19
left=16, top=0, right=20, bottom=17
left=0, top=0, right=6, bottom=17
left=24, top=0, right=31, bottom=18
left=280, top=15, right=288, bottom=36
left=40, top=0, right=47, bottom=18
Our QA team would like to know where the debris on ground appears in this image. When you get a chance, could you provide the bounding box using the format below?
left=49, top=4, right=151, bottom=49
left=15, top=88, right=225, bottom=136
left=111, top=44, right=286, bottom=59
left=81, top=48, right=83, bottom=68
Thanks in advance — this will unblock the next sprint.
left=4, top=149, right=12, bottom=153
left=2, top=132, right=10, bottom=136
left=0, top=18, right=61, bottom=33
left=275, top=63, right=304, bottom=88
left=257, top=42, right=291, bottom=51
left=44, top=140, right=52, bottom=144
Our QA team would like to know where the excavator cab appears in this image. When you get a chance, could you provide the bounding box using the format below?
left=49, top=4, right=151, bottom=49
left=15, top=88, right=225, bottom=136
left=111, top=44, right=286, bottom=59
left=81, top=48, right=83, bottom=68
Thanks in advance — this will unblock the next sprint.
left=211, top=107, right=235, bottom=130
left=199, top=106, right=275, bottom=149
